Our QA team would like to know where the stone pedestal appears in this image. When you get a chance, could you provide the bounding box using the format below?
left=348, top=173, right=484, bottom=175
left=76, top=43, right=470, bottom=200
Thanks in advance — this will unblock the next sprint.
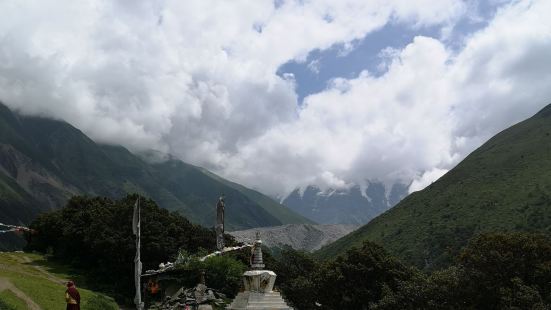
left=228, top=269, right=291, bottom=309
left=243, top=270, right=276, bottom=293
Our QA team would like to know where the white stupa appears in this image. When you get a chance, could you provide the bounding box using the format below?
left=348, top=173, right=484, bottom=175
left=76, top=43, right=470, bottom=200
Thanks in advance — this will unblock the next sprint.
left=227, top=232, right=293, bottom=310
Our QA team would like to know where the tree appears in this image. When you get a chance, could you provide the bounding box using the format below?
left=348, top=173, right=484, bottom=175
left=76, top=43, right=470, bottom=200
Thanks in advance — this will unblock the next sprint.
left=457, top=232, right=551, bottom=309
left=25, top=194, right=233, bottom=302
left=271, top=247, right=320, bottom=310
left=375, top=232, right=551, bottom=309
left=315, top=241, right=417, bottom=310
left=374, top=267, right=465, bottom=310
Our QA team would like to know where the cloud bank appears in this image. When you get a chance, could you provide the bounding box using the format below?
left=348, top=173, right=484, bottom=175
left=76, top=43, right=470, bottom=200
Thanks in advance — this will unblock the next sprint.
left=0, top=0, right=550, bottom=196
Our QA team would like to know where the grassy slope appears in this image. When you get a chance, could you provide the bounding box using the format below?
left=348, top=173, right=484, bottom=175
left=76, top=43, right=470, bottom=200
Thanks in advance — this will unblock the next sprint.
left=317, top=104, right=551, bottom=269
left=0, top=252, right=117, bottom=309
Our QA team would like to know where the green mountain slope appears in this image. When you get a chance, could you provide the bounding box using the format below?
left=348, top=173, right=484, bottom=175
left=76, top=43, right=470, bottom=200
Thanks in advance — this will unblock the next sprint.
left=0, top=103, right=310, bottom=240
left=317, top=103, right=551, bottom=269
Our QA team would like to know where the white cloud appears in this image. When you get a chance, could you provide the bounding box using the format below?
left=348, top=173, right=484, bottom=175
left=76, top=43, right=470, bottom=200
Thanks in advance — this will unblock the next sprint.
left=408, top=168, right=449, bottom=193
left=219, top=0, right=551, bottom=195
left=0, top=0, right=549, bottom=197
left=307, top=59, right=321, bottom=74
left=223, top=36, right=459, bottom=194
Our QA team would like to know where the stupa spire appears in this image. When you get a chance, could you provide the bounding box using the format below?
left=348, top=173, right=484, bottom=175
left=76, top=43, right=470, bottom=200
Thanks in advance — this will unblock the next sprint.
left=251, top=231, right=265, bottom=270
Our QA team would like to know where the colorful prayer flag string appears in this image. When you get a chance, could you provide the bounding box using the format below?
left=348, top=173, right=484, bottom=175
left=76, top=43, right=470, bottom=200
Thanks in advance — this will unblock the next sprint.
left=0, top=222, right=33, bottom=234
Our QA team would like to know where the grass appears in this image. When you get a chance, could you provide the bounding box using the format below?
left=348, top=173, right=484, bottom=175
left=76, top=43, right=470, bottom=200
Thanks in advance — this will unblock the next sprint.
left=0, top=252, right=118, bottom=310
left=0, top=290, right=26, bottom=310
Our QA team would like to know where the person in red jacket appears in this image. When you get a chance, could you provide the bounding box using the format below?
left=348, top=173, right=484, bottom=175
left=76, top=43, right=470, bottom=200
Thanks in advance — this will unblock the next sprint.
left=65, top=281, right=81, bottom=310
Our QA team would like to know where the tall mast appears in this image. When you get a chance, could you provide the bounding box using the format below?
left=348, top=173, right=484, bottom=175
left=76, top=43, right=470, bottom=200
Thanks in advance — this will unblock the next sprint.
left=134, top=197, right=143, bottom=310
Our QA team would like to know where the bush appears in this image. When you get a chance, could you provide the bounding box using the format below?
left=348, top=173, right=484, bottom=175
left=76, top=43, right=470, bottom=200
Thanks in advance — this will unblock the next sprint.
left=202, top=255, right=247, bottom=296
left=271, top=248, right=319, bottom=310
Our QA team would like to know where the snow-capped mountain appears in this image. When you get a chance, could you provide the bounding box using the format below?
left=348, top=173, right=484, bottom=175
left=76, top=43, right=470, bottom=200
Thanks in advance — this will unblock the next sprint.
left=282, top=182, right=408, bottom=225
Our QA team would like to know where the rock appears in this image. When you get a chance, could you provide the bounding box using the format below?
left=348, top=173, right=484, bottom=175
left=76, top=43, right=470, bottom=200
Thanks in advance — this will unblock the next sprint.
left=194, top=283, right=208, bottom=303
left=172, top=288, right=183, bottom=300
left=149, top=284, right=228, bottom=309
left=206, top=289, right=216, bottom=301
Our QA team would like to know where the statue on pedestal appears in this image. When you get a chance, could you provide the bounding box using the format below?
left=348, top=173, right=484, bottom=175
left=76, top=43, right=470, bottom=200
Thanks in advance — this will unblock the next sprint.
left=216, top=195, right=225, bottom=251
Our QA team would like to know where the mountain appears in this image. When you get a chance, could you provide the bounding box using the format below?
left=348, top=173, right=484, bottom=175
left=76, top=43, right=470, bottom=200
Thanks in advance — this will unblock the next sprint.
left=282, top=183, right=408, bottom=225
left=229, top=224, right=358, bottom=252
left=0, top=103, right=311, bottom=249
left=317, top=104, right=551, bottom=269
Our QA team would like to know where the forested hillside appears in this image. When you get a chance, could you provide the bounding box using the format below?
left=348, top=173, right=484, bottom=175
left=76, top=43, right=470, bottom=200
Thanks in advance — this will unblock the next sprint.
left=318, top=104, right=551, bottom=269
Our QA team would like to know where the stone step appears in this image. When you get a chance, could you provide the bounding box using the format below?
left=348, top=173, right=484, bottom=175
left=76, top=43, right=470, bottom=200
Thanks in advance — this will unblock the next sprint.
left=246, top=303, right=290, bottom=307
left=232, top=293, right=283, bottom=298
left=248, top=292, right=282, bottom=296
left=228, top=291, right=293, bottom=310
left=247, top=296, right=285, bottom=299
left=228, top=307, right=291, bottom=310
left=229, top=301, right=292, bottom=308
left=248, top=296, right=287, bottom=301
left=249, top=296, right=291, bottom=302
left=247, top=303, right=290, bottom=306
left=229, top=305, right=293, bottom=309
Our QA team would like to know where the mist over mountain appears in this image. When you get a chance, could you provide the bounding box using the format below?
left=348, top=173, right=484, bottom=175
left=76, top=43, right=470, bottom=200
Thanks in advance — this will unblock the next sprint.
left=0, top=103, right=311, bottom=249
left=283, top=183, right=408, bottom=225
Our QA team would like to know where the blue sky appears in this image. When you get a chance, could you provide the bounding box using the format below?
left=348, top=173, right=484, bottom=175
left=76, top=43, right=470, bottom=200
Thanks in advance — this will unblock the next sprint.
left=278, top=1, right=505, bottom=102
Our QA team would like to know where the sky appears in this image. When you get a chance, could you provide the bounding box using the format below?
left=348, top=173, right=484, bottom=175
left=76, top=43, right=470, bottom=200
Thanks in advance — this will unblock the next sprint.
left=0, top=0, right=550, bottom=197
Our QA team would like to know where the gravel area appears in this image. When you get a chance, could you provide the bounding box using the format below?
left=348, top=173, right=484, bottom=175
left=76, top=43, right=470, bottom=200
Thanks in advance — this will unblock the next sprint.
left=229, top=224, right=358, bottom=252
